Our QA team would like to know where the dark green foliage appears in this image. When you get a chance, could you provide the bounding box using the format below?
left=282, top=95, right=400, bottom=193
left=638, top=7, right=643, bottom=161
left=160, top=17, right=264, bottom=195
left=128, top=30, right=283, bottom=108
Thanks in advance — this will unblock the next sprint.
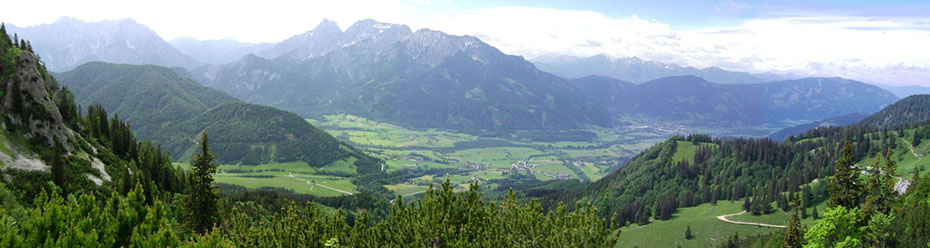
left=782, top=193, right=803, bottom=248
left=49, top=145, right=66, bottom=190
left=560, top=134, right=833, bottom=227
left=223, top=181, right=616, bottom=247
left=177, top=102, right=350, bottom=166
left=828, top=142, right=861, bottom=209
left=0, top=184, right=181, bottom=247
left=3, top=181, right=617, bottom=247
left=719, top=231, right=784, bottom=248
left=186, top=132, right=220, bottom=234
left=915, top=129, right=921, bottom=146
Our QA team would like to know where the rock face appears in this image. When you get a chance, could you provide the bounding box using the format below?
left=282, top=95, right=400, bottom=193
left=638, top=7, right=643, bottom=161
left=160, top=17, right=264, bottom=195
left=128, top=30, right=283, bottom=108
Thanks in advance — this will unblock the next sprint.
left=1, top=51, right=74, bottom=149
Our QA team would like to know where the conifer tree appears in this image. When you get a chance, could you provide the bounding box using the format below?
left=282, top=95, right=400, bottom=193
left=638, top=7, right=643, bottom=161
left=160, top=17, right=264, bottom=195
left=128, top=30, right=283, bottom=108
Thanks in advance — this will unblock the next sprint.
left=185, top=132, right=219, bottom=234
left=783, top=193, right=804, bottom=248
left=828, top=142, right=861, bottom=209
left=50, top=144, right=66, bottom=190
left=914, top=130, right=921, bottom=146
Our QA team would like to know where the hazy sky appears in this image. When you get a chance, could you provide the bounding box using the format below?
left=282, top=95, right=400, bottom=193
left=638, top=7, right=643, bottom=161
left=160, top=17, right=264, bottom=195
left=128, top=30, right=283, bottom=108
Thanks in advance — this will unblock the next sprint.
left=2, top=0, right=930, bottom=86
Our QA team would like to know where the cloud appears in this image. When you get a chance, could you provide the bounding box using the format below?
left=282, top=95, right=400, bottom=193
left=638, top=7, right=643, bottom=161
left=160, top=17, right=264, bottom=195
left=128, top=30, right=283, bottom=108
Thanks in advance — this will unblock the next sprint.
left=413, top=8, right=930, bottom=86
left=716, top=1, right=750, bottom=15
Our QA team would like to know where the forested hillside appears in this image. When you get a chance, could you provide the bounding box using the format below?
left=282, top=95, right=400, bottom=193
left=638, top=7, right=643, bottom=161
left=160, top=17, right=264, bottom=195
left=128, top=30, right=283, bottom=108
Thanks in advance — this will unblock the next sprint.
left=544, top=94, right=930, bottom=228
left=856, top=94, right=930, bottom=128
left=57, top=62, right=372, bottom=167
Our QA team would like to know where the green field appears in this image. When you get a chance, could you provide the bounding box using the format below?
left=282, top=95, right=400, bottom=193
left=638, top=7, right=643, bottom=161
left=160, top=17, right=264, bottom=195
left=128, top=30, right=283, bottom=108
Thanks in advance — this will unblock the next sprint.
left=200, top=159, right=362, bottom=197
left=214, top=172, right=356, bottom=197
left=304, top=114, right=766, bottom=196
left=616, top=201, right=773, bottom=248
left=615, top=196, right=829, bottom=248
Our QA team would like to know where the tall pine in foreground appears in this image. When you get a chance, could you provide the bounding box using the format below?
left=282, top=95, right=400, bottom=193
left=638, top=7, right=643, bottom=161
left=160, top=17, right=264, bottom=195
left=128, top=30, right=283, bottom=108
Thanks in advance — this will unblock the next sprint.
left=186, top=131, right=220, bottom=234
left=782, top=193, right=803, bottom=248
left=828, top=142, right=861, bottom=209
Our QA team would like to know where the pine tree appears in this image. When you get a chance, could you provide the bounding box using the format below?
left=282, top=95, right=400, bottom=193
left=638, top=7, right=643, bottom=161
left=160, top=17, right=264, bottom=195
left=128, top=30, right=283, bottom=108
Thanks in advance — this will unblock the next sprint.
left=811, top=206, right=819, bottom=219
left=685, top=225, right=693, bottom=240
left=802, top=186, right=812, bottom=209
left=914, top=130, right=921, bottom=146
left=186, top=131, right=220, bottom=234
left=50, top=144, right=66, bottom=190
left=743, top=196, right=751, bottom=212
left=862, top=154, right=883, bottom=218
left=828, top=142, right=861, bottom=209
left=783, top=193, right=804, bottom=248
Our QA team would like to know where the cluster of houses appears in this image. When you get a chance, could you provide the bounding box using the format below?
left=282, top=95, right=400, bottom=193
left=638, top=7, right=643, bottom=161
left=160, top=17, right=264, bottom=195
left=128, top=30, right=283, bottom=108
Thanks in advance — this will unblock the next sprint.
left=546, top=173, right=573, bottom=180
left=511, top=160, right=541, bottom=170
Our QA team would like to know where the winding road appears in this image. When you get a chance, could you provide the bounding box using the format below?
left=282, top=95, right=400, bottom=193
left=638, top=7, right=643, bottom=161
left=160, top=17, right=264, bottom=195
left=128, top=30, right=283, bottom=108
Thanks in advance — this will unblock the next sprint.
left=716, top=211, right=786, bottom=228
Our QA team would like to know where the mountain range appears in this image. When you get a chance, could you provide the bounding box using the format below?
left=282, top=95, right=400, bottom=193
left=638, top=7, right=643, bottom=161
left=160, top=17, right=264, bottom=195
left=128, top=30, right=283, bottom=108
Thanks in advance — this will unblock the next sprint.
left=881, top=85, right=930, bottom=98
left=5, top=17, right=904, bottom=133
left=194, top=19, right=899, bottom=132
left=195, top=19, right=610, bottom=131
left=569, top=75, right=898, bottom=126
left=533, top=54, right=780, bottom=84
left=6, top=17, right=201, bottom=72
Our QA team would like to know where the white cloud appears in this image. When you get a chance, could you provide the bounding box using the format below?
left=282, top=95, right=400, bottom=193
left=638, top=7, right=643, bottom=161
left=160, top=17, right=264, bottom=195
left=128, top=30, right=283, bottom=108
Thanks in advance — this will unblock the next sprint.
left=413, top=8, right=930, bottom=86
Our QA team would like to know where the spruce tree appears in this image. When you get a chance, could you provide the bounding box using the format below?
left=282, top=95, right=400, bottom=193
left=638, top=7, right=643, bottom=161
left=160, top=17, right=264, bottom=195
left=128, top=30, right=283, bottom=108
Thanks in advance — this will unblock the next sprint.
left=828, top=142, right=861, bottom=209
left=186, top=132, right=219, bottom=234
left=914, top=130, right=921, bottom=146
left=782, top=193, right=803, bottom=248
left=50, top=144, right=66, bottom=190
left=743, top=196, right=751, bottom=212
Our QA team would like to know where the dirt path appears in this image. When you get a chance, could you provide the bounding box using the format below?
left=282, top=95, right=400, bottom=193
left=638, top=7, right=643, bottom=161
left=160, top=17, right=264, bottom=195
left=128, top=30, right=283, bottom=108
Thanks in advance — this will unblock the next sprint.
left=289, top=172, right=354, bottom=195
left=716, top=211, right=786, bottom=228
left=900, top=137, right=923, bottom=160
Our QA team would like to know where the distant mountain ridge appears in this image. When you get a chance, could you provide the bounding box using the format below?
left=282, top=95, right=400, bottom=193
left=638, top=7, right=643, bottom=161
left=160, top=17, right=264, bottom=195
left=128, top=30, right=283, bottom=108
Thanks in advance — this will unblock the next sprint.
left=196, top=19, right=610, bottom=131
left=569, top=76, right=899, bottom=126
left=769, top=113, right=868, bottom=141
left=6, top=17, right=201, bottom=71
left=533, top=54, right=773, bottom=84
left=169, top=37, right=274, bottom=65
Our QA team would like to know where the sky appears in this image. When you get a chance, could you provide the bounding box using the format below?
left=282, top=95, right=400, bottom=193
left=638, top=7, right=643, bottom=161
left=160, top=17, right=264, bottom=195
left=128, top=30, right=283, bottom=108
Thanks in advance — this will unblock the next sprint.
left=1, top=0, right=929, bottom=86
